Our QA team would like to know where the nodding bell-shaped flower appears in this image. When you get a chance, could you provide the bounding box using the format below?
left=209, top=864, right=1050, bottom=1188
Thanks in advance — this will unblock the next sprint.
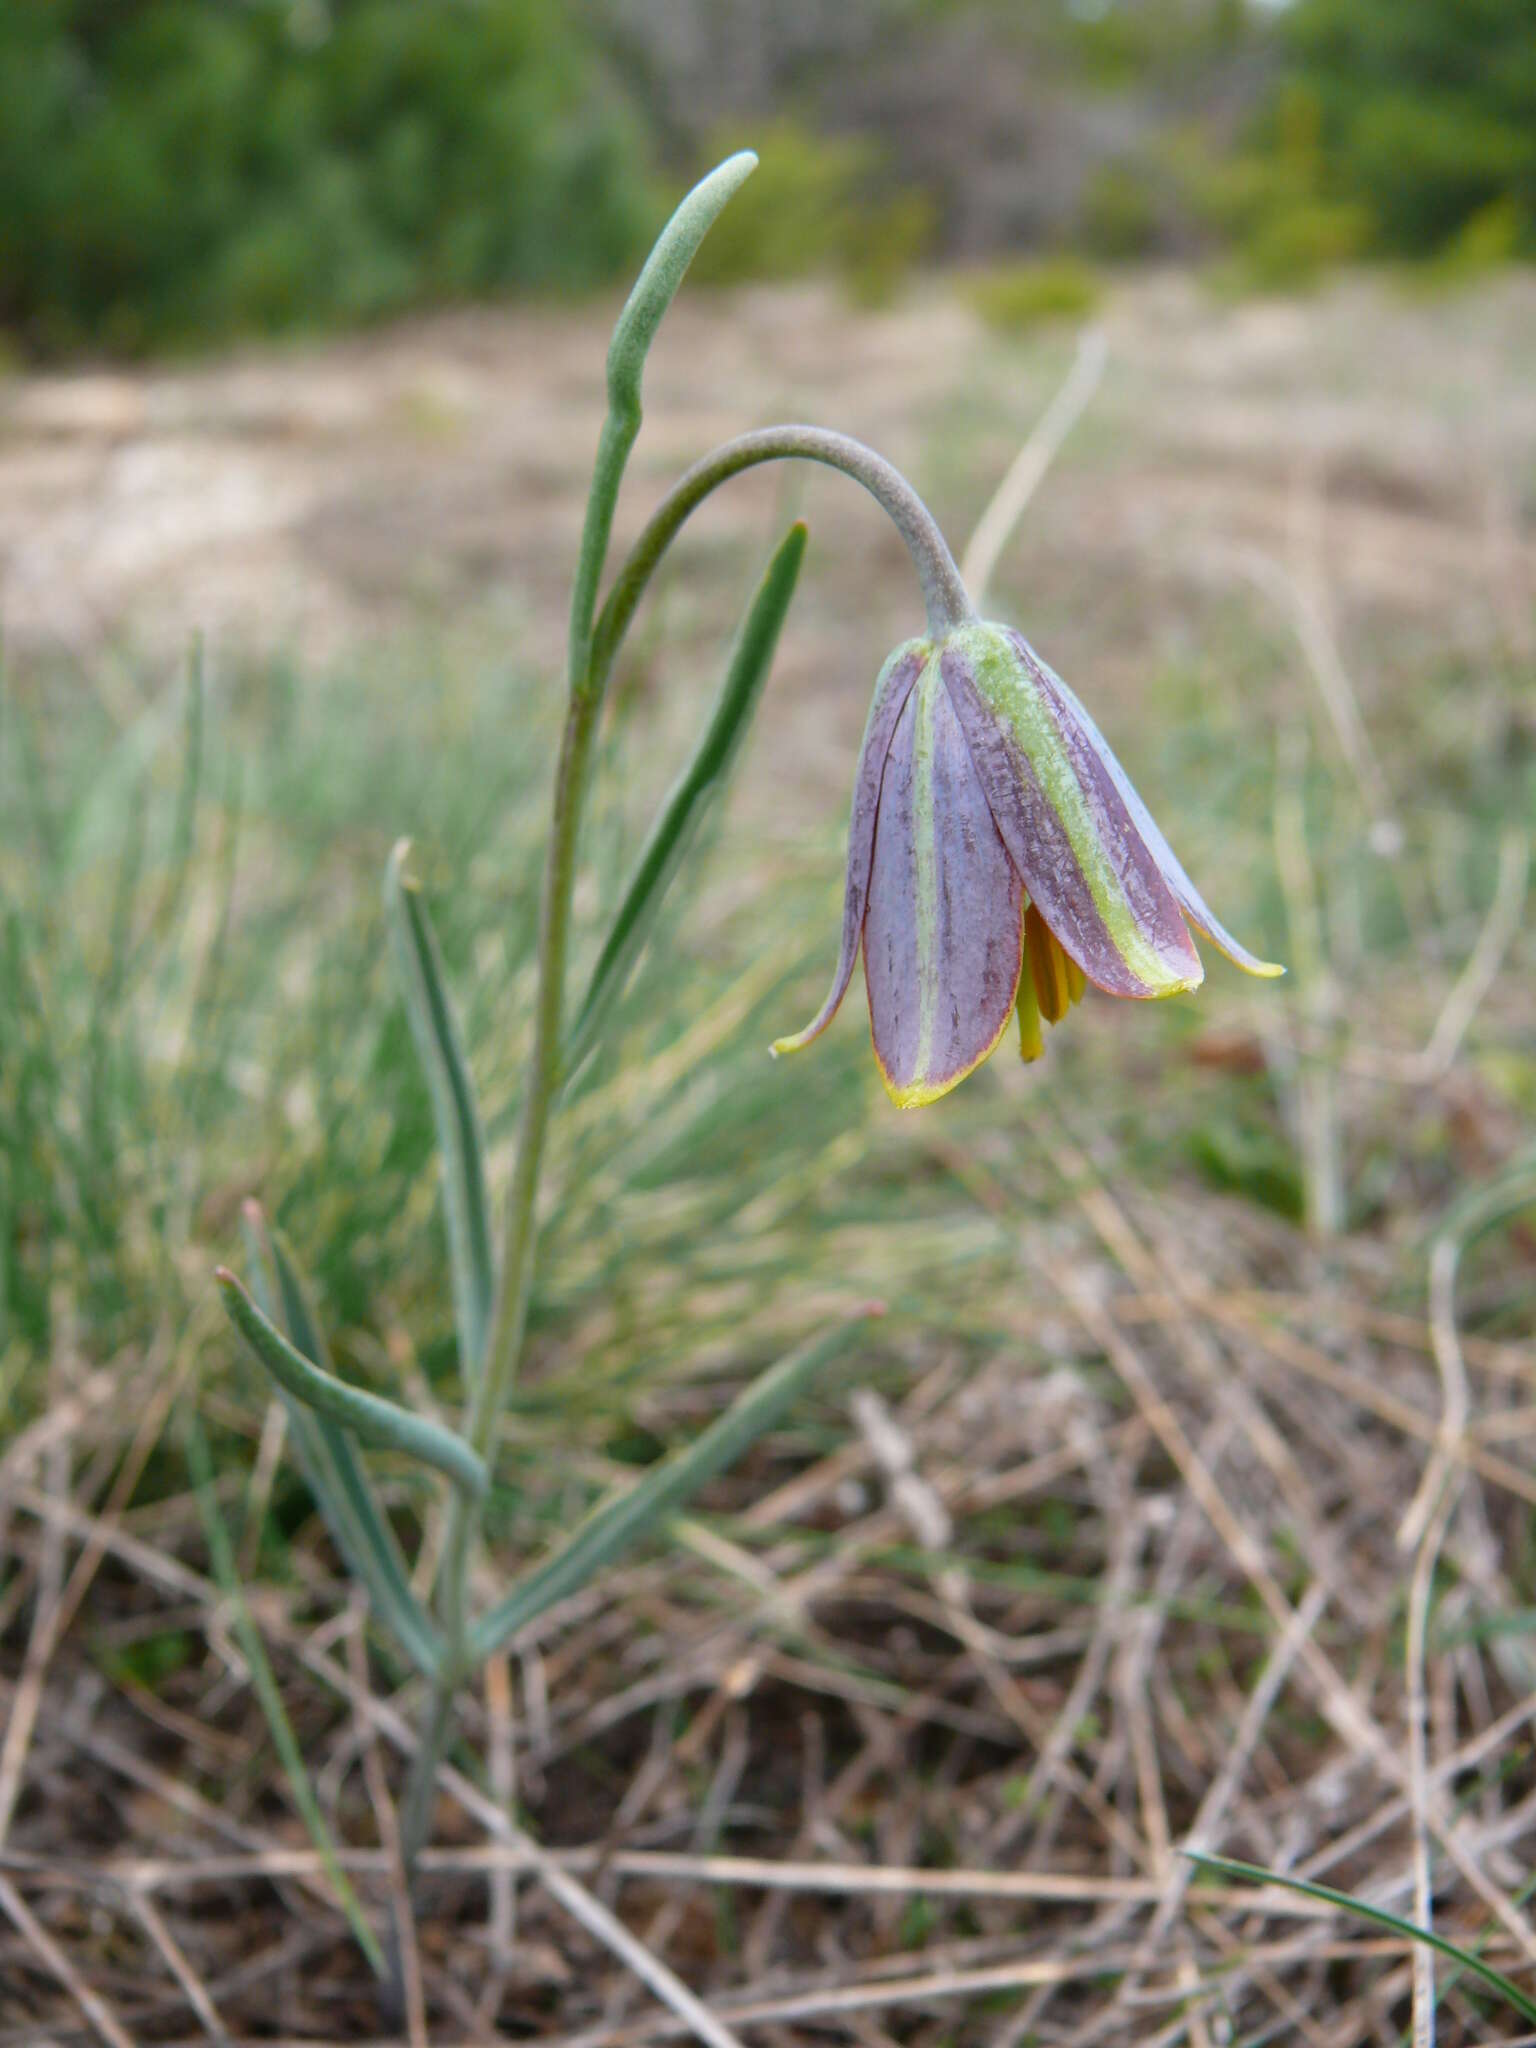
left=773, top=621, right=1283, bottom=1108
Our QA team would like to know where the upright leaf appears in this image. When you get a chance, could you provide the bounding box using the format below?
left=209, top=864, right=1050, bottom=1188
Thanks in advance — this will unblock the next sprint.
left=384, top=840, right=494, bottom=1381
left=569, top=150, right=759, bottom=693
left=565, top=522, right=808, bottom=1080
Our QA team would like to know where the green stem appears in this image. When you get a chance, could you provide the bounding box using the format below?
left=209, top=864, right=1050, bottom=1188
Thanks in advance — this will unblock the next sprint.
left=592, top=426, right=975, bottom=665
left=401, top=159, right=761, bottom=1882
left=401, top=692, right=600, bottom=1875
left=404, top=424, right=963, bottom=1873
left=475, top=425, right=965, bottom=1512
left=398, top=1678, right=456, bottom=1881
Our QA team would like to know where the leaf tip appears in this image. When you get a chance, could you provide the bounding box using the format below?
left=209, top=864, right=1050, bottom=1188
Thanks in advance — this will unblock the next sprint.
left=387, top=836, right=419, bottom=892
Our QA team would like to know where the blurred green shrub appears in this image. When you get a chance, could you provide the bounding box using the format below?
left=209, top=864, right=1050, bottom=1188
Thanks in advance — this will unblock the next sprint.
left=0, top=0, right=658, bottom=355
left=964, top=257, right=1101, bottom=334
left=1423, top=196, right=1528, bottom=288
left=1237, top=197, right=1372, bottom=291
left=687, top=121, right=934, bottom=306
left=1079, top=162, right=1161, bottom=262
left=1282, top=0, right=1536, bottom=260
left=1167, top=88, right=1372, bottom=291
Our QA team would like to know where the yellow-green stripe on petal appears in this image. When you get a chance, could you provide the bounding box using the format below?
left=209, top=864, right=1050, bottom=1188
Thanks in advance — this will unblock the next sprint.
left=1035, top=656, right=1284, bottom=979
left=942, top=626, right=1203, bottom=1000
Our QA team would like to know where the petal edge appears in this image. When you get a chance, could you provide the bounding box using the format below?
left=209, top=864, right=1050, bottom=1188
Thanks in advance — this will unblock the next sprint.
left=771, top=641, right=927, bottom=1057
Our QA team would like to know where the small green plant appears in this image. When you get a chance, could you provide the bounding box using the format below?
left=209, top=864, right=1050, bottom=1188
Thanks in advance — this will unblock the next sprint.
left=1079, top=161, right=1162, bottom=261
left=210, top=153, right=1281, bottom=2002
left=964, top=256, right=1103, bottom=334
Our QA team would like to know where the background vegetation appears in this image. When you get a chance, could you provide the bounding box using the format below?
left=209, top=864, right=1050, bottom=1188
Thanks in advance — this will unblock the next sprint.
left=4, top=263, right=1534, bottom=2032
left=3, top=4, right=1535, bottom=2039
left=0, top=0, right=1531, bottom=358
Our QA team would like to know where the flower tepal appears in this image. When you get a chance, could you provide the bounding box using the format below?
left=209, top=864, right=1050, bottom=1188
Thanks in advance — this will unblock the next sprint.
left=773, top=621, right=1282, bottom=1108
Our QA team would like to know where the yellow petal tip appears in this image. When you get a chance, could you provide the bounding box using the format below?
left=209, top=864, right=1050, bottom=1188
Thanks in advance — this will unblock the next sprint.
left=882, top=1075, right=957, bottom=1110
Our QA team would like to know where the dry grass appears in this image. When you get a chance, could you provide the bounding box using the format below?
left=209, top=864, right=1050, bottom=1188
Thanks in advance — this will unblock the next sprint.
left=2, top=265, right=1534, bottom=2043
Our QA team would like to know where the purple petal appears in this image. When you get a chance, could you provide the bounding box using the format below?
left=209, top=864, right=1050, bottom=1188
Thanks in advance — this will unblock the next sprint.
left=1038, top=656, right=1284, bottom=978
left=771, top=642, right=926, bottom=1057
left=942, top=637, right=1201, bottom=999
left=863, top=667, right=1025, bottom=1106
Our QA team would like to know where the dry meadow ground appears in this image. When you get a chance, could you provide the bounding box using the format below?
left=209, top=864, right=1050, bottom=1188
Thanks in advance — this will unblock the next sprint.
left=2, top=269, right=1534, bottom=2044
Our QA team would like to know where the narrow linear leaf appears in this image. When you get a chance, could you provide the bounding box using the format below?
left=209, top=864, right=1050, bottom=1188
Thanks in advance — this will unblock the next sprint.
left=606, top=151, right=759, bottom=416
left=139, top=635, right=204, bottom=966
left=569, top=151, right=758, bottom=690
left=565, top=521, right=808, bottom=1079
left=240, top=1208, right=442, bottom=1679
left=385, top=839, right=494, bottom=1380
left=1183, top=1852, right=1536, bottom=2025
left=471, top=1304, right=878, bottom=1661
left=217, top=1266, right=487, bottom=1503
left=187, top=1418, right=386, bottom=1979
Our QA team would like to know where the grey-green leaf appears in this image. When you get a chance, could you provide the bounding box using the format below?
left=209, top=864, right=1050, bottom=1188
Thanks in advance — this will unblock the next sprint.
left=568, top=150, right=758, bottom=693
left=385, top=839, right=494, bottom=1381
left=565, top=521, right=807, bottom=1080
left=218, top=1265, right=487, bottom=1503
left=604, top=151, right=759, bottom=419
left=239, top=1209, right=442, bottom=1679
left=471, top=1305, right=875, bottom=1661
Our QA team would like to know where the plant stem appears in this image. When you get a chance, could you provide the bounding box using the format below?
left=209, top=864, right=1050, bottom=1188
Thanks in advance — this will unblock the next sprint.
left=592, top=426, right=975, bottom=663
left=398, top=155, right=767, bottom=1895
left=398, top=1679, right=456, bottom=1880
left=401, top=421, right=964, bottom=1875
left=477, top=424, right=967, bottom=1445
left=466, top=423, right=968, bottom=1596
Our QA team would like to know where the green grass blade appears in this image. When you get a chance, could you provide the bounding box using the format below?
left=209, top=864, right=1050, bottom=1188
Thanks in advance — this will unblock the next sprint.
left=384, top=838, right=494, bottom=1382
left=565, top=522, right=807, bottom=1080
left=1183, top=1851, right=1536, bottom=2025
left=187, top=1417, right=386, bottom=1979
left=239, top=1211, right=443, bottom=1678
left=131, top=634, right=204, bottom=972
left=471, top=1303, right=877, bottom=1661
left=217, top=1266, right=487, bottom=1502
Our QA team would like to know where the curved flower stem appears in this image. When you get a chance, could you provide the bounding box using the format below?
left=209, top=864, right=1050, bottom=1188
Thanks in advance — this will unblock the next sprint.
left=476, top=425, right=967, bottom=1474
left=401, top=424, right=966, bottom=1875
left=594, top=426, right=974, bottom=669
left=398, top=164, right=765, bottom=1882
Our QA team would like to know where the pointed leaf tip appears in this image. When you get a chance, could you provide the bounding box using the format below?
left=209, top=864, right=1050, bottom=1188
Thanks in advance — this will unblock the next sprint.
left=219, top=1268, right=488, bottom=1502
left=387, top=836, right=419, bottom=892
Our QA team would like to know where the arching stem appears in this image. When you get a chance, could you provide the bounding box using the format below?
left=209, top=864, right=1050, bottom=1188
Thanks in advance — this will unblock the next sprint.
left=594, top=427, right=974, bottom=682
left=403, top=426, right=968, bottom=1879
left=473, top=426, right=968, bottom=1462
